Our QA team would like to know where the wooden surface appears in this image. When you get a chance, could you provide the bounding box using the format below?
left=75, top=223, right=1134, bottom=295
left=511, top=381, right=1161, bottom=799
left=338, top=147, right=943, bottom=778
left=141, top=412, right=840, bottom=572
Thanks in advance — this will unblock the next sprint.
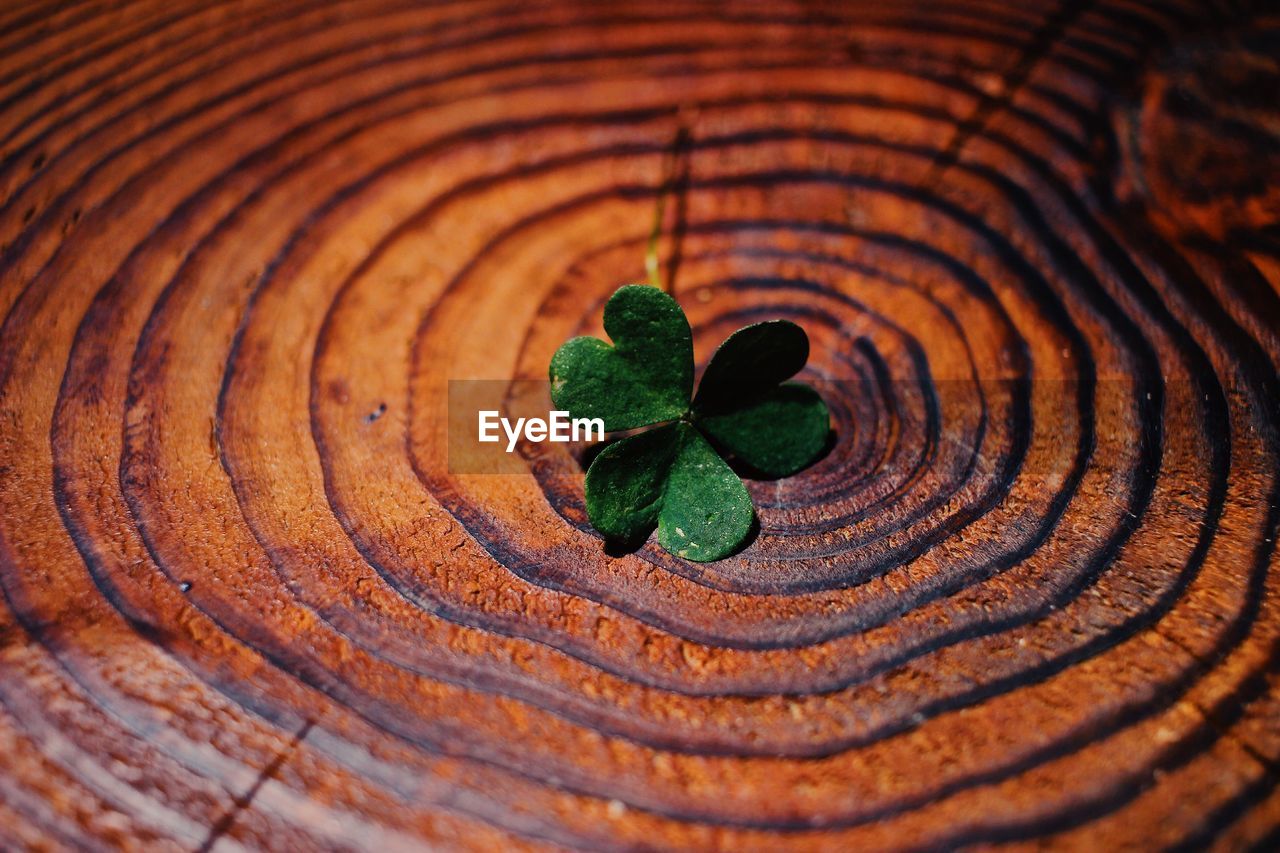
left=1, top=0, right=1279, bottom=849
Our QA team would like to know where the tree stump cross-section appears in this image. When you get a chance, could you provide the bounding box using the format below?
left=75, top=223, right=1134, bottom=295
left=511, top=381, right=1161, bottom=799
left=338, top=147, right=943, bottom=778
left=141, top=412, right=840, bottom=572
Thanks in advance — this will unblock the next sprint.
left=0, top=0, right=1278, bottom=849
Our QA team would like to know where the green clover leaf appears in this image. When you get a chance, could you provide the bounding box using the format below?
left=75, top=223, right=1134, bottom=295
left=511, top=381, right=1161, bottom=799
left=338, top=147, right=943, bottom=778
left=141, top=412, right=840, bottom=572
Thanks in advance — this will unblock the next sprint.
left=550, top=285, right=830, bottom=561
left=548, top=284, right=692, bottom=431
left=693, top=320, right=831, bottom=478
left=584, top=422, right=754, bottom=561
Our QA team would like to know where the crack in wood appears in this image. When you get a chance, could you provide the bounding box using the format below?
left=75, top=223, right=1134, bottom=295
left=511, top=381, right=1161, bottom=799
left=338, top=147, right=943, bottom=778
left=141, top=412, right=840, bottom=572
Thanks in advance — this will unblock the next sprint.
left=922, top=0, right=1096, bottom=190
left=195, top=719, right=314, bottom=853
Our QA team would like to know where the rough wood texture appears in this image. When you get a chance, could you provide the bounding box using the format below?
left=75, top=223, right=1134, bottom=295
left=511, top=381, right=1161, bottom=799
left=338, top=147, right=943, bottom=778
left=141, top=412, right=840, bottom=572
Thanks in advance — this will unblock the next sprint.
left=1, top=0, right=1279, bottom=849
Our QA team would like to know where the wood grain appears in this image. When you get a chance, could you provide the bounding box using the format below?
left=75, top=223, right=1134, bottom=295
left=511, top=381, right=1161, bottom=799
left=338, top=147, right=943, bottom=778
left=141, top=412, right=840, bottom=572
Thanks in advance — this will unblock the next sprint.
left=1, top=0, right=1278, bottom=849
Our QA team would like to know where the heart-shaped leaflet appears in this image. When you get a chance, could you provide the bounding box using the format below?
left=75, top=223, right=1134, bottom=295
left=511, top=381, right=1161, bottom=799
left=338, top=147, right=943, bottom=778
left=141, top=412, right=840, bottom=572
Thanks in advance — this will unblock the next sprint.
left=549, top=284, right=692, bottom=431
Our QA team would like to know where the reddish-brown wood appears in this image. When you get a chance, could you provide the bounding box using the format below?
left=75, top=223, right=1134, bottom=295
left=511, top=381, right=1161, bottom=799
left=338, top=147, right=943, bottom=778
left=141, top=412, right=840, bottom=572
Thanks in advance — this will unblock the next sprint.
left=1, top=0, right=1278, bottom=849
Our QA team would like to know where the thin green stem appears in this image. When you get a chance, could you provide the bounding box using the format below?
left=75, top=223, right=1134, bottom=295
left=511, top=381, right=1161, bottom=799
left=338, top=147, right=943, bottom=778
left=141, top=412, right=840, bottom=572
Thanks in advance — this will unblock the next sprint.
left=645, top=177, right=667, bottom=291
left=646, top=115, right=693, bottom=292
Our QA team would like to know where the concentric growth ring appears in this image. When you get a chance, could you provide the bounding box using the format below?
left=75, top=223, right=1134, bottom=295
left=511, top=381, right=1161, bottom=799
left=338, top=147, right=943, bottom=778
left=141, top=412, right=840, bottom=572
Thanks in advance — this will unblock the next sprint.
left=2, top=0, right=1278, bottom=849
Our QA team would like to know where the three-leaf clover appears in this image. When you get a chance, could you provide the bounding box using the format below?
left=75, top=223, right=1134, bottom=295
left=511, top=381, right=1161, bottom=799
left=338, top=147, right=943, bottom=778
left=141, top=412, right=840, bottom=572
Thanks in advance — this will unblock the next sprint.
left=549, top=284, right=829, bottom=561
